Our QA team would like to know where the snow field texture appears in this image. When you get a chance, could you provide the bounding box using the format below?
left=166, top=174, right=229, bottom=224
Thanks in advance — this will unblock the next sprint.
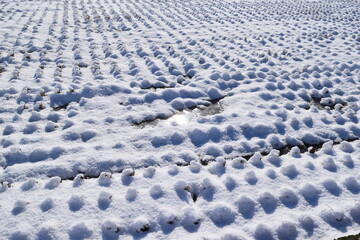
left=1, top=142, right=360, bottom=239
left=0, top=0, right=360, bottom=239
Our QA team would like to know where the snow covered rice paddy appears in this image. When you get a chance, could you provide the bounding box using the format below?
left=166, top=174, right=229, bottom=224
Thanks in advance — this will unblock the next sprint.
left=0, top=0, right=360, bottom=239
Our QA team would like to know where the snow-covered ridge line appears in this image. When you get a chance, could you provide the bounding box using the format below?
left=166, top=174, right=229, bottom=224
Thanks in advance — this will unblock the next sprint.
left=1, top=135, right=358, bottom=185
left=17, top=137, right=360, bottom=182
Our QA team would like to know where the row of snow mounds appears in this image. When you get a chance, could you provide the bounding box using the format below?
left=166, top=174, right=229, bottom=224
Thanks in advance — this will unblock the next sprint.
left=122, top=58, right=360, bottom=123
left=2, top=107, right=360, bottom=180
left=103, top=0, right=360, bottom=26
left=1, top=140, right=360, bottom=239
left=0, top=0, right=359, bottom=29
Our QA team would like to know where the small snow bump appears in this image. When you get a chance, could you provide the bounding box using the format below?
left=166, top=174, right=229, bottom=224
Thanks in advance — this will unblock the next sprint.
left=299, top=184, right=321, bottom=206
left=276, top=222, right=298, bottom=240
left=266, top=169, right=277, bottom=179
left=73, top=174, right=85, bottom=187
left=80, top=130, right=97, bottom=142
left=40, top=198, right=54, bottom=212
left=281, top=164, right=299, bottom=179
left=98, top=172, right=112, bottom=186
left=63, top=120, right=74, bottom=130
left=254, top=224, right=274, bottom=240
left=62, top=130, right=81, bottom=141
left=12, top=200, right=28, bottom=215
left=37, top=223, right=58, bottom=240
left=168, top=165, right=179, bottom=176
left=122, top=168, right=135, bottom=177
left=231, top=157, right=247, bottom=169
left=207, top=87, right=224, bottom=100
left=182, top=207, right=202, bottom=231
left=258, top=192, right=278, bottom=214
left=170, top=131, right=186, bottom=145
left=322, top=179, right=342, bottom=196
left=350, top=203, right=360, bottom=224
left=101, top=219, right=123, bottom=238
left=189, top=160, right=202, bottom=173
left=23, top=123, right=37, bottom=134
left=249, top=152, right=263, bottom=168
left=201, top=178, right=216, bottom=201
left=121, top=168, right=135, bottom=185
left=224, top=176, right=237, bottom=191
left=236, top=195, right=256, bottom=219
left=322, top=157, right=337, bottom=172
left=126, top=188, right=138, bottom=202
left=68, top=195, right=85, bottom=212
left=289, top=146, right=301, bottom=157
left=21, top=179, right=37, bottom=191
left=279, top=188, right=299, bottom=208
left=245, top=171, right=258, bottom=185
left=143, top=166, right=156, bottom=178
left=98, top=191, right=112, bottom=210
left=321, top=141, right=335, bottom=155
left=29, top=148, right=49, bottom=162
left=159, top=210, right=181, bottom=229
left=207, top=202, right=236, bottom=226
left=28, top=112, right=42, bottom=122
left=339, top=141, right=354, bottom=153
left=150, top=184, right=164, bottom=199
left=298, top=214, right=316, bottom=233
left=11, top=230, right=30, bottom=240
left=319, top=207, right=348, bottom=228
left=45, top=176, right=61, bottom=189
left=68, top=222, right=93, bottom=239
left=304, top=161, right=316, bottom=170
left=131, top=216, right=152, bottom=233
left=341, top=155, right=354, bottom=168
left=45, top=122, right=56, bottom=132
left=343, top=177, right=360, bottom=194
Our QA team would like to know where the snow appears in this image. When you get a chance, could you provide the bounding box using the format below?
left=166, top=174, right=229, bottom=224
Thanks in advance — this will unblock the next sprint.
left=1, top=0, right=360, bottom=239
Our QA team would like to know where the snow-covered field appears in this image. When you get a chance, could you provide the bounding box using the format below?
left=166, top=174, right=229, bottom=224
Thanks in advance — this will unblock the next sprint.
left=1, top=0, right=360, bottom=239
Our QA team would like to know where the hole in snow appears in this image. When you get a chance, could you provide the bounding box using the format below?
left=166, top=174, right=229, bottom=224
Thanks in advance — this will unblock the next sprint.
left=134, top=101, right=224, bottom=128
